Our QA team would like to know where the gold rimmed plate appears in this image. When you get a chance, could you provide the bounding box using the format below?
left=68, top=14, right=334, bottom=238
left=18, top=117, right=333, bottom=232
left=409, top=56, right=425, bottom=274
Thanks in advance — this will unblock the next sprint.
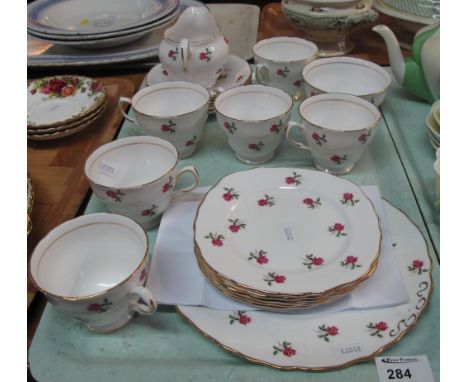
left=178, top=200, right=433, bottom=371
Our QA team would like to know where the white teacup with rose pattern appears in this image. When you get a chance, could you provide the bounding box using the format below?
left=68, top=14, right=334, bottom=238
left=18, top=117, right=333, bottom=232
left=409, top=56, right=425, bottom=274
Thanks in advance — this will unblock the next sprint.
left=215, top=85, right=293, bottom=164
left=253, top=37, right=318, bottom=100
left=302, top=57, right=392, bottom=106
left=119, top=82, right=210, bottom=158
left=286, top=93, right=381, bottom=174
left=85, top=136, right=199, bottom=229
left=29, top=213, right=156, bottom=333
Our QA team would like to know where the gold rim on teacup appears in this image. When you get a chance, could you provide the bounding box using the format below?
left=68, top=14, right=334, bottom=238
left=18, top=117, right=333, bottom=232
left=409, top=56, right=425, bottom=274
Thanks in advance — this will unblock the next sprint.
left=214, top=85, right=293, bottom=123
left=253, top=37, right=319, bottom=65
left=298, top=93, right=381, bottom=133
left=129, top=82, right=211, bottom=120
left=84, top=136, right=180, bottom=191
left=29, top=213, right=149, bottom=302
left=302, top=57, right=392, bottom=98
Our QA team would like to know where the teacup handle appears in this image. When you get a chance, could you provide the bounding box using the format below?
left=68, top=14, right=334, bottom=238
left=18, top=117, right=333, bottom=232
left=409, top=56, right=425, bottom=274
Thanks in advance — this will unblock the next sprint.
left=119, top=97, right=136, bottom=124
left=286, top=122, right=313, bottom=154
left=179, top=38, right=190, bottom=70
left=129, top=286, right=157, bottom=315
left=173, top=165, right=200, bottom=198
left=255, top=64, right=270, bottom=85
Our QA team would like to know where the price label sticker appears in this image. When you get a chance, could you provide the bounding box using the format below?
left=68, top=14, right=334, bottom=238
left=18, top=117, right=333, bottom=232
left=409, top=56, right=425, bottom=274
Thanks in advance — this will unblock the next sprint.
left=375, top=355, right=435, bottom=382
left=98, top=160, right=120, bottom=178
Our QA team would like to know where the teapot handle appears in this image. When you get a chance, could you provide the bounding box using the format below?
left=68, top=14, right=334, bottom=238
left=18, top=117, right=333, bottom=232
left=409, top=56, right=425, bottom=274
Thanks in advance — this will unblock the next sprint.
left=179, top=38, right=190, bottom=70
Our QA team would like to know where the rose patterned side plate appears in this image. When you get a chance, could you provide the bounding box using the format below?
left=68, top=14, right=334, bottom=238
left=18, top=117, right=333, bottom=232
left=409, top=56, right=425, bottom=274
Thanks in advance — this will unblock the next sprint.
left=27, top=76, right=106, bottom=128
left=179, top=200, right=433, bottom=370
left=194, top=168, right=381, bottom=296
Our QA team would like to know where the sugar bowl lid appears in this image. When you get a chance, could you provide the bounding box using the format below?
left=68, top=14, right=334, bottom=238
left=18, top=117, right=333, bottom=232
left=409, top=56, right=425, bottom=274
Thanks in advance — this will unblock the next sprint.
left=164, top=6, right=220, bottom=43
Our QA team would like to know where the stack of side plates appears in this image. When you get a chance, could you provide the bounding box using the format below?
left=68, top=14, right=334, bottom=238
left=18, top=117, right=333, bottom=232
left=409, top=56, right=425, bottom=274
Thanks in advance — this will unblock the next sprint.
left=27, top=75, right=106, bottom=141
left=194, top=168, right=382, bottom=310
left=426, top=100, right=440, bottom=149
left=27, top=0, right=179, bottom=49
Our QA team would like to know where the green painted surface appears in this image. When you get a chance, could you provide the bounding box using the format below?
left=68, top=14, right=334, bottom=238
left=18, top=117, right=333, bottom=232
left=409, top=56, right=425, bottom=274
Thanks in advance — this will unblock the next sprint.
left=29, top=79, right=440, bottom=382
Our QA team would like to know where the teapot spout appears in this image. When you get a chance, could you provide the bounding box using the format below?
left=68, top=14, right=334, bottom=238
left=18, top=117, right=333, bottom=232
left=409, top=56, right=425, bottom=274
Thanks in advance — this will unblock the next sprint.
left=372, top=25, right=405, bottom=85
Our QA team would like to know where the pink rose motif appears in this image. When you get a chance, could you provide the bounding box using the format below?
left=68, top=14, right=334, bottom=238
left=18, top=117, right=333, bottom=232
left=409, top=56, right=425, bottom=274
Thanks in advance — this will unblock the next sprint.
left=346, top=255, right=358, bottom=264
left=343, top=193, right=353, bottom=201
left=30, top=89, right=37, bottom=95
left=303, top=197, right=314, bottom=205
left=312, top=257, right=324, bottom=266
left=41, top=86, right=51, bottom=94
left=293, top=80, right=302, bottom=88
left=222, top=188, right=239, bottom=201
left=199, top=52, right=207, bottom=60
left=273, top=341, right=296, bottom=357
left=413, top=260, right=424, bottom=268
left=162, top=68, right=168, bottom=76
left=212, top=238, right=223, bottom=247
left=168, top=50, right=177, bottom=58
left=274, top=275, right=286, bottom=283
left=283, top=347, right=296, bottom=357
left=318, top=324, right=339, bottom=342
left=238, top=314, right=251, bottom=325
left=312, top=132, right=320, bottom=141
left=328, top=222, right=347, bottom=236
left=334, top=223, right=345, bottom=232
left=229, top=224, right=239, bottom=233
left=270, top=124, right=280, bottom=134
left=264, top=272, right=286, bottom=285
left=284, top=171, right=302, bottom=185
left=257, top=255, right=269, bottom=265
left=106, top=190, right=117, bottom=198
left=375, top=322, right=388, bottom=331
left=248, top=142, right=264, bottom=151
left=276, top=67, right=289, bottom=78
left=228, top=221, right=243, bottom=234
left=258, top=199, right=268, bottom=206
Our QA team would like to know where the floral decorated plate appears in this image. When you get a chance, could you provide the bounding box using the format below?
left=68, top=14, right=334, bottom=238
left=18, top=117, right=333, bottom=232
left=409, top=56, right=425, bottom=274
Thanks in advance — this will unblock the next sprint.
left=27, top=75, right=106, bottom=128
left=179, top=200, right=433, bottom=370
left=194, top=168, right=381, bottom=296
left=145, top=55, right=252, bottom=94
left=27, top=0, right=179, bottom=36
left=27, top=104, right=105, bottom=141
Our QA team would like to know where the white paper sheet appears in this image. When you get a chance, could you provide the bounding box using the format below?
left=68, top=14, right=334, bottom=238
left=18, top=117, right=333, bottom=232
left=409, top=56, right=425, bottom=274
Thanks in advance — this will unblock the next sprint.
left=147, top=186, right=408, bottom=313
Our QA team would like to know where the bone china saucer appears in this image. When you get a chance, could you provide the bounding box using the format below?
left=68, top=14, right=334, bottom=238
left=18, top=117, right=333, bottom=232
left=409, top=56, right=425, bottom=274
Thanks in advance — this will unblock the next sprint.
left=194, top=168, right=381, bottom=297
left=145, top=54, right=252, bottom=93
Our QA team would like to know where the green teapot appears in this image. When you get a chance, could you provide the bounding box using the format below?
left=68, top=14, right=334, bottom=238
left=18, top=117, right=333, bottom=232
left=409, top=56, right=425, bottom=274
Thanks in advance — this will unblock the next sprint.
left=373, top=23, right=439, bottom=103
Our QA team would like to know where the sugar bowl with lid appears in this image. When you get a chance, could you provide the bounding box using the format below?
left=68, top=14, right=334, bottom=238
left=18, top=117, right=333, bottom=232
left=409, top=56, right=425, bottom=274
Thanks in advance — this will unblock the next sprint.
left=159, top=6, right=230, bottom=88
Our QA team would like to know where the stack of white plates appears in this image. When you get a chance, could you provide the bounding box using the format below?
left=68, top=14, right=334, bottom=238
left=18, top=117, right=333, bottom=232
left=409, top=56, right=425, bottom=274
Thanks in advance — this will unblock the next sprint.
left=194, top=168, right=381, bottom=310
left=426, top=100, right=440, bottom=149
left=27, top=0, right=180, bottom=49
left=27, top=75, right=106, bottom=141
